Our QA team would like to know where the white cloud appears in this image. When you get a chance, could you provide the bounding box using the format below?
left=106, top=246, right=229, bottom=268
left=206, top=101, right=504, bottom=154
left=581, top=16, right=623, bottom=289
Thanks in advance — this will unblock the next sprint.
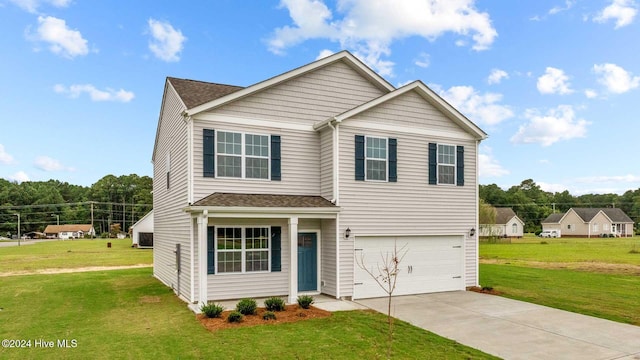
left=438, top=85, right=514, bottom=126
left=538, top=182, right=569, bottom=193
left=0, top=144, right=15, bottom=165
left=487, top=69, right=508, bottom=84
left=34, top=156, right=74, bottom=172
left=316, top=49, right=335, bottom=60
left=594, top=0, right=637, bottom=28
left=268, top=0, right=497, bottom=76
left=575, top=174, right=640, bottom=183
left=9, top=0, right=71, bottom=13
left=414, top=52, right=430, bottom=68
left=9, top=171, right=30, bottom=183
left=147, top=19, right=186, bottom=62
left=511, top=105, right=589, bottom=146
left=593, top=63, right=640, bottom=94
left=549, top=0, right=576, bottom=15
left=479, top=146, right=509, bottom=177
left=54, top=84, right=135, bottom=102
left=29, top=16, right=88, bottom=58
left=584, top=89, right=598, bottom=98
left=537, top=67, right=573, bottom=95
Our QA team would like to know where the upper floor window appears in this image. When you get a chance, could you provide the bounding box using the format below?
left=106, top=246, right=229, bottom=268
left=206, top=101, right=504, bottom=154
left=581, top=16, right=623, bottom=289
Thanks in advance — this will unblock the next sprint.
left=437, top=144, right=456, bottom=185
left=215, top=131, right=270, bottom=179
left=366, top=136, right=387, bottom=181
left=204, top=129, right=280, bottom=180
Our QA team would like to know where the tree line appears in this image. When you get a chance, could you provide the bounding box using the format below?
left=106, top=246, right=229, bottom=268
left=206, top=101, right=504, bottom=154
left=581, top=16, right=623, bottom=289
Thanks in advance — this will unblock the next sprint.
left=480, top=179, right=640, bottom=233
left=0, top=174, right=152, bottom=237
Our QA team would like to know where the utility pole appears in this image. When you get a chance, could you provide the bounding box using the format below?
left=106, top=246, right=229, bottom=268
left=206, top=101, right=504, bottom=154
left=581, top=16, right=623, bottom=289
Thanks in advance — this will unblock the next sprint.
left=90, top=202, right=94, bottom=239
left=14, top=213, right=20, bottom=246
left=51, top=214, right=59, bottom=225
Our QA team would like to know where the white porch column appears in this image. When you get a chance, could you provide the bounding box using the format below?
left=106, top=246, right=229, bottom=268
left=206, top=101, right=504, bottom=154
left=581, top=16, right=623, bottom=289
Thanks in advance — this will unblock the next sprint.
left=288, top=217, right=299, bottom=304
left=197, top=210, right=208, bottom=307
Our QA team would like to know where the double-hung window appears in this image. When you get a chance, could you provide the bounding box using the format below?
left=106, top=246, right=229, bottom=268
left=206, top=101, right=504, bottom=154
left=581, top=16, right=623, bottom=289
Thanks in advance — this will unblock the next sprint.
left=366, top=136, right=387, bottom=181
left=437, top=144, right=456, bottom=185
left=216, top=131, right=269, bottom=179
left=216, top=227, right=270, bottom=273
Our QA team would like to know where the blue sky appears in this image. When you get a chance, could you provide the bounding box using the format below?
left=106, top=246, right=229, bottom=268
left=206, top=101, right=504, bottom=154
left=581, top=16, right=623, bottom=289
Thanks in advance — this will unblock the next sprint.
left=0, top=0, right=639, bottom=195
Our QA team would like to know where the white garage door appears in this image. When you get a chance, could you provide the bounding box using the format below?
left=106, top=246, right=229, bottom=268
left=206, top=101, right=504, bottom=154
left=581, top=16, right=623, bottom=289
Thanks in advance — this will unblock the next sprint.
left=354, top=236, right=464, bottom=299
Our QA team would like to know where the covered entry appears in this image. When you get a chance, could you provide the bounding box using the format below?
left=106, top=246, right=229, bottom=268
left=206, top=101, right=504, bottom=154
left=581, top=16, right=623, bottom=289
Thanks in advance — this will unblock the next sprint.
left=354, top=235, right=464, bottom=299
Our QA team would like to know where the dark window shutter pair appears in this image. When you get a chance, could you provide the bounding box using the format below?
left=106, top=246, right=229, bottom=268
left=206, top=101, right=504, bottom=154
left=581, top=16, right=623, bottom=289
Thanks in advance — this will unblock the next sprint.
left=355, top=135, right=397, bottom=182
left=203, top=129, right=281, bottom=181
left=207, top=226, right=281, bottom=274
left=428, top=143, right=464, bottom=186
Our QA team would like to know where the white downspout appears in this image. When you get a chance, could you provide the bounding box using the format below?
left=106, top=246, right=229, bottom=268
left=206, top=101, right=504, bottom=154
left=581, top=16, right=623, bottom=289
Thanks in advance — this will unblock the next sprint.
left=475, top=139, right=480, bottom=287
left=328, top=120, right=341, bottom=299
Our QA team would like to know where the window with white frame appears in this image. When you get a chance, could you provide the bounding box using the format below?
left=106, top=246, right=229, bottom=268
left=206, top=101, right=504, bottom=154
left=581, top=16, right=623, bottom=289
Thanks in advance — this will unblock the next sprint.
left=512, top=223, right=517, bottom=234
left=437, top=144, right=456, bottom=184
left=216, top=131, right=269, bottom=179
left=593, top=223, right=599, bottom=232
left=216, top=227, right=269, bottom=273
left=365, top=136, right=387, bottom=181
left=604, top=224, right=609, bottom=231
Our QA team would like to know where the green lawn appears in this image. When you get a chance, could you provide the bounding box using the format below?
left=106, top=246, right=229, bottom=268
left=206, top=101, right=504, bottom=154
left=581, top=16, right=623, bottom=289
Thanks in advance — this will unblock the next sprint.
left=479, top=236, right=640, bottom=326
left=0, top=268, right=496, bottom=359
left=0, top=239, right=152, bottom=273
left=480, top=236, right=640, bottom=265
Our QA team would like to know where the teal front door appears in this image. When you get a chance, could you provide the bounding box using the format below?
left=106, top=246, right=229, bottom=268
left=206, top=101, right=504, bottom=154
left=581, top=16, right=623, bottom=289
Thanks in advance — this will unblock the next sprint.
left=297, top=232, right=317, bottom=292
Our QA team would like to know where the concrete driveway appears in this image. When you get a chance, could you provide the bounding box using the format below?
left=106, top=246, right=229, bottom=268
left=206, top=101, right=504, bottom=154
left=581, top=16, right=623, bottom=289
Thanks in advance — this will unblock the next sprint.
left=357, top=291, right=640, bottom=360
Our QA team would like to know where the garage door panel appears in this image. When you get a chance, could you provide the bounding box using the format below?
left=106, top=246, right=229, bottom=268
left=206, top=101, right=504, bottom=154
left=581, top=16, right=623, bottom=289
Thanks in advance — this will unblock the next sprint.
left=354, top=236, right=464, bottom=299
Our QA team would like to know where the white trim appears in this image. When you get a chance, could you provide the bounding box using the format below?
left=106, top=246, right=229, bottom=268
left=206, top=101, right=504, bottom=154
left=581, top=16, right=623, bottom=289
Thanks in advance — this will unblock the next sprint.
left=197, top=211, right=208, bottom=307
left=475, top=139, right=480, bottom=286
left=187, top=116, right=194, bottom=204
left=197, top=113, right=314, bottom=132
left=341, top=120, right=477, bottom=141
left=190, top=216, right=195, bottom=302
left=185, top=51, right=394, bottom=117
left=288, top=217, right=299, bottom=304
left=184, top=207, right=340, bottom=218
left=335, top=214, right=341, bottom=299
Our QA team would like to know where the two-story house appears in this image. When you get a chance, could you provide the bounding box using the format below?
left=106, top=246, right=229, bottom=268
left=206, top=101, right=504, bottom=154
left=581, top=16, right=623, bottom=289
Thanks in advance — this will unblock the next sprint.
left=152, top=51, right=487, bottom=311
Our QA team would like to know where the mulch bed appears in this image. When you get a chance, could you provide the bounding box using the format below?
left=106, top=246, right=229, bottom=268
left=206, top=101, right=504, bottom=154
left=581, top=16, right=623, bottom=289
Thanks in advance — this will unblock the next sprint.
left=198, top=304, right=332, bottom=332
left=467, top=286, right=501, bottom=295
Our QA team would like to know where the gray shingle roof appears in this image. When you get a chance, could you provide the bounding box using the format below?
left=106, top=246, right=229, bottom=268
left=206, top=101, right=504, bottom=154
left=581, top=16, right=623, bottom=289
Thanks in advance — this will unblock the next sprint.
left=542, top=213, right=564, bottom=223
left=167, top=77, right=243, bottom=109
left=495, top=208, right=517, bottom=224
left=192, top=193, right=336, bottom=208
left=573, top=207, right=633, bottom=223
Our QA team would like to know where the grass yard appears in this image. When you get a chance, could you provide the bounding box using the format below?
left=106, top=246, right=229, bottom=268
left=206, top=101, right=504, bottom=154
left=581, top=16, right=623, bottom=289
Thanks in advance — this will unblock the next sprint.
left=0, top=268, right=497, bottom=359
left=480, top=236, right=640, bottom=326
left=0, top=239, right=152, bottom=273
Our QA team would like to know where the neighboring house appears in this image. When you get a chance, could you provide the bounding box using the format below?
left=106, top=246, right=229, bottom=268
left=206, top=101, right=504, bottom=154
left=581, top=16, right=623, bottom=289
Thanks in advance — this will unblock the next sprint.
left=542, top=208, right=634, bottom=237
left=132, top=210, right=154, bottom=248
left=152, top=51, right=487, bottom=311
left=479, top=208, right=524, bottom=238
left=43, top=224, right=96, bottom=239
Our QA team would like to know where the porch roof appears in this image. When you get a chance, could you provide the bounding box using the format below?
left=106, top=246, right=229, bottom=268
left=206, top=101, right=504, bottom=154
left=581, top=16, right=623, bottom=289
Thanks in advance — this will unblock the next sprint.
left=185, top=193, right=340, bottom=218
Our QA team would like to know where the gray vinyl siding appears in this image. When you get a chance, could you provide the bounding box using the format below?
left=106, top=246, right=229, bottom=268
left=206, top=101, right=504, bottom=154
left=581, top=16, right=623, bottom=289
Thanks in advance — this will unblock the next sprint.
left=212, top=61, right=386, bottom=125
left=206, top=218, right=289, bottom=300
left=153, top=84, right=192, bottom=300
left=320, top=219, right=337, bottom=297
left=336, top=91, right=480, bottom=293
left=320, top=128, right=334, bottom=200
left=191, top=120, right=322, bottom=201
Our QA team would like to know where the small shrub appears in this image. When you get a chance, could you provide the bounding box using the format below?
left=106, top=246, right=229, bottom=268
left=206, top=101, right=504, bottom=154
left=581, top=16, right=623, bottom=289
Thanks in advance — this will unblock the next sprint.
left=236, top=298, right=257, bottom=315
left=481, top=286, right=494, bottom=292
left=540, top=241, right=548, bottom=245
left=264, top=297, right=286, bottom=311
left=200, top=303, right=224, bottom=318
left=227, top=311, right=244, bottom=323
left=297, top=295, right=314, bottom=309
left=262, top=311, right=277, bottom=320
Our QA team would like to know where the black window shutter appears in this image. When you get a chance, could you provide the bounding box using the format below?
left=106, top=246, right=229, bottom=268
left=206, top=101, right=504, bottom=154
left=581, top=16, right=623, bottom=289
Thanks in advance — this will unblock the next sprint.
left=203, top=129, right=215, bottom=177
left=388, top=138, right=397, bottom=182
left=271, top=226, right=281, bottom=272
left=207, top=226, right=215, bottom=274
left=271, top=135, right=281, bottom=181
left=428, top=143, right=437, bottom=185
left=456, top=145, right=464, bottom=186
left=355, top=135, right=365, bottom=181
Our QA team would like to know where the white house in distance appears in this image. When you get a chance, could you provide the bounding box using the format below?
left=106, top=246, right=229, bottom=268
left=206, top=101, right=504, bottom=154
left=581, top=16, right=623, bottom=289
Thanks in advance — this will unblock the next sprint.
left=43, top=224, right=96, bottom=239
left=151, top=51, right=487, bottom=311
left=131, top=210, right=154, bottom=248
left=542, top=208, right=634, bottom=237
left=479, top=208, right=524, bottom=238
